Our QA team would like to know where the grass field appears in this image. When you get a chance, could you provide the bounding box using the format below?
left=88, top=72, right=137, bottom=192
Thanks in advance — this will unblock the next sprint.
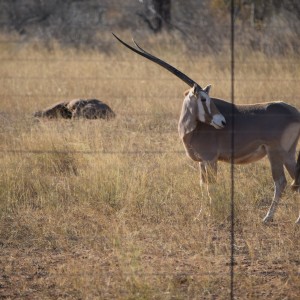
left=0, top=33, right=300, bottom=299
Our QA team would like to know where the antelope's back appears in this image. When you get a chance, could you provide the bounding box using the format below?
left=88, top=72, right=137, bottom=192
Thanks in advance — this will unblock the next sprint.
left=211, top=99, right=300, bottom=145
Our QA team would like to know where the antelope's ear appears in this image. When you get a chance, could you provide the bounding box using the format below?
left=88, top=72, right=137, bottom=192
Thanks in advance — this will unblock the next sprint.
left=183, top=89, right=190, bottom=96
left=191, top=84, right=201, bottom=97
left=203, top=84, right=212, bottom=95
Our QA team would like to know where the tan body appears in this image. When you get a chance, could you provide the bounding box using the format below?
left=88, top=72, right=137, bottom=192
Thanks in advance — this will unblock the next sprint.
left=180, top=96, right=300, bottom=223
left=181, top=99, right=300, bottom=165
left=34, top=99, right=115, bottom=119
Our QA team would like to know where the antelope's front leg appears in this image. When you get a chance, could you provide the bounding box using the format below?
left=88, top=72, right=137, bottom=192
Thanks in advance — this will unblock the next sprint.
left=199, top=161, right=217, bottom=186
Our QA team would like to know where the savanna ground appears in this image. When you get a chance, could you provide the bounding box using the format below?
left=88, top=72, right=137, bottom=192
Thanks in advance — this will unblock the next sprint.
left=0, top=32, right=299, bottom=299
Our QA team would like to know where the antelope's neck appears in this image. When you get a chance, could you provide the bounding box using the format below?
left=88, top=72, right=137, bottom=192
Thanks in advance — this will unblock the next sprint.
left=178, top=95, right=198, bottom=139
left=181, top=131, right=200, bottom=162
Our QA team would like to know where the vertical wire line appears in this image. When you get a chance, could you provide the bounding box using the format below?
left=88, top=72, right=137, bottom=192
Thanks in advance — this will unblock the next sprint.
left=230, top=0, right=235, bottom=299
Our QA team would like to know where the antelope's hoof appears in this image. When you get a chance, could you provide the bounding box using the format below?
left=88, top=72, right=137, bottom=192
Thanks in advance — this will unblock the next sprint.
left=291, top=184, right=300, bottom=192
left=263, top=215, right=273, bottom=223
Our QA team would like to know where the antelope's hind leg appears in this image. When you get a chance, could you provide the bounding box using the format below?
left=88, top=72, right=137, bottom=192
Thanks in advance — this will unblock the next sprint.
left=283, top=140, right=299, bottom=189
left=263, top=150, right=287, bottom=223
left=283, top=145, right=300, bottom=223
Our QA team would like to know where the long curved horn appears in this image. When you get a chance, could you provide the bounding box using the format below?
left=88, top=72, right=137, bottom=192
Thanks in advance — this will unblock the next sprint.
left=112, top=33, right=201, bottom=89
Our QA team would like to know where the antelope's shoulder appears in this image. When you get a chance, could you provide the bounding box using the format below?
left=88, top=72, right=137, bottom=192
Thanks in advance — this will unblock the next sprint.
left=67, top=99, right=106, bottom=109
left=67, top=99, right=87, bottom=109
left=42, top=100, right=69, bottom=110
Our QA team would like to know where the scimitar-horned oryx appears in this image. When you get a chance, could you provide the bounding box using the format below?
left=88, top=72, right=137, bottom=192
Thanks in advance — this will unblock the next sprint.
left=113, top=33, right=300, bottom=224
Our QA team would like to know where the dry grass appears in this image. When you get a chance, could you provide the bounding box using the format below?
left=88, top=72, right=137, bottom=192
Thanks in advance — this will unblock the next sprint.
left=0, top=33, right=299, bottom=299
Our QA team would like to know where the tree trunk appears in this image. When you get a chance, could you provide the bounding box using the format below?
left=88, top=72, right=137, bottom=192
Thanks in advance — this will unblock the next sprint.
left=141, top=0, right=172, bottom=33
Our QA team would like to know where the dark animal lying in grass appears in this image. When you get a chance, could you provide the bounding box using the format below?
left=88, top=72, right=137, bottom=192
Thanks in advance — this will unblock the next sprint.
left=34, top=99, right=115, bottom=119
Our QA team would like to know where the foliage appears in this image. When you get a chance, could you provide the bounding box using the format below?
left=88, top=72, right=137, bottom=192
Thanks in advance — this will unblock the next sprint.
left=0, top=0, right=300, bottom=55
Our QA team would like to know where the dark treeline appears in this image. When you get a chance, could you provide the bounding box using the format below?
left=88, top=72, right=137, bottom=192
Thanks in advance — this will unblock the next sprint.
left=0, top=0, right=299, bottom=55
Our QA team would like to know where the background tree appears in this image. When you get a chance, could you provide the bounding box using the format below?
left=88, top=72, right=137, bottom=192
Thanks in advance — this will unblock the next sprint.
left=0, top=0, right=299, bottom=55
left=138, top=0, right=172, bottom=33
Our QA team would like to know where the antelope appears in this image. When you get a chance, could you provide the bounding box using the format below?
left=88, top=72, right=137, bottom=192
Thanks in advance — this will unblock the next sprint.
left=34, top=99, right=115, bottom=119
left=113, top=33, right=300, bottom=224
left=34, top=101, right=71, bottom=119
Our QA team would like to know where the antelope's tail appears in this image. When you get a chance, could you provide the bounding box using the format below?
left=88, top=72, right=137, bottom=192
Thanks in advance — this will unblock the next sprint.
left=292, top=151, right=300, bottom=190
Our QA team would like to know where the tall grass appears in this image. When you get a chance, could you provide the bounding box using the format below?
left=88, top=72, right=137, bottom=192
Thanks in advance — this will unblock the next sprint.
left=0, top=33, right=299, bottom=299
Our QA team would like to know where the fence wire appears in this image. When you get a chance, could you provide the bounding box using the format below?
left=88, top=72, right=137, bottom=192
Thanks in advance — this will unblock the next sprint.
left=230, top=1, right=235, bottom=298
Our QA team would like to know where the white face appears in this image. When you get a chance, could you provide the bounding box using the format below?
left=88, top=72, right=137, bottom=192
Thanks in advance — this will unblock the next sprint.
left=197, top=90, right=211, bottom=123
left=195, top=86, right=226, bottom=129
